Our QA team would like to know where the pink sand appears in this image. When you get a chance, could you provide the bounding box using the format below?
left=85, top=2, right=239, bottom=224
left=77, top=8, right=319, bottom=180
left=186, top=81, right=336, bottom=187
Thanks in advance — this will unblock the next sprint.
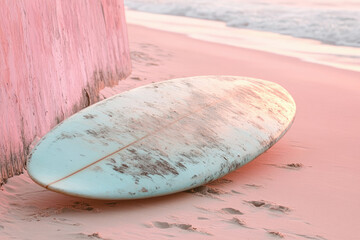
left=1, top=19, right=360, bottom=240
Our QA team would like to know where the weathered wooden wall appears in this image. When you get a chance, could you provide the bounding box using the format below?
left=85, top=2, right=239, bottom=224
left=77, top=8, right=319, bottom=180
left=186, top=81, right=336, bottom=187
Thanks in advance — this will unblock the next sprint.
left=0, top=0, right=131, bottom=184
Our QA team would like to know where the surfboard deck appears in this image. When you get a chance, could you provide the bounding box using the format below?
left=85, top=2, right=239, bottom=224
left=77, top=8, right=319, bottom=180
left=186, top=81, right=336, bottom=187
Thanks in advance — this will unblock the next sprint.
left=27, top=76, right=296, bottom=200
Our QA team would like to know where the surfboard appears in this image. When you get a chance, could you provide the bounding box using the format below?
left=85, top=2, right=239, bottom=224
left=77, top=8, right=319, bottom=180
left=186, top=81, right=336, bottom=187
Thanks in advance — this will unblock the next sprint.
left=27, top=76, right=296, bottom=200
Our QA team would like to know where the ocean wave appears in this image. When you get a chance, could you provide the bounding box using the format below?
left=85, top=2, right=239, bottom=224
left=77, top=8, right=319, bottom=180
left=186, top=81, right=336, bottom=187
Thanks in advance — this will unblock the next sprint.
left=124, top=0, right=360, bottom=48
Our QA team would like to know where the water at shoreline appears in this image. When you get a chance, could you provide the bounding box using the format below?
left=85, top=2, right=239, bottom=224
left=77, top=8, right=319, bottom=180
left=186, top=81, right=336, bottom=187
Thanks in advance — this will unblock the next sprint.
left=125, top=9, right=360, bottom=73
left=125, top=0, right=360, bottom=48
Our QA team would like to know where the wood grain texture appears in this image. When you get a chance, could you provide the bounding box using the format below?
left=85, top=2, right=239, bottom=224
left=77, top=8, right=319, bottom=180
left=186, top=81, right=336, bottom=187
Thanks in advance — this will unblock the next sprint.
left=0, top=0, right=131, bottom=184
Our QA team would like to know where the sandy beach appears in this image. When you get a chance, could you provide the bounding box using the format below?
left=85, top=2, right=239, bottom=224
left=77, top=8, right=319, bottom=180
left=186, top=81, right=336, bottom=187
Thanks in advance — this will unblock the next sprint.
left=1, top=11, right=360, bottom=240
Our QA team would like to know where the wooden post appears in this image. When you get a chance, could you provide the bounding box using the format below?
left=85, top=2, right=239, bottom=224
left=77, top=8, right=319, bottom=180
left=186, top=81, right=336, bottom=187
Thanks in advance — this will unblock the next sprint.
left=0, top=0, right=132, bottom=184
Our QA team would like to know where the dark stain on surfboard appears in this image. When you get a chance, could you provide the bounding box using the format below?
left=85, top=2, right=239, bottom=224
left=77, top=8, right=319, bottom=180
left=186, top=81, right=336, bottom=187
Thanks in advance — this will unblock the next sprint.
left=209, top=178, right=233, bottom=185
left=85, top=126, right=114, bottom=146
left=95, top=127, right=110, bottom=136
left=242, top=88, right=262, bottom=100
left=267, top=108, right=284, bottom=125
left=92, top=166, right=103, bottom=172
left=111, top=153, right=179, bottom=177
left=203, top=175, right=215, bottom=184
left=176, top=161, right=187, bottom=170
left=86, top=129, right=98, bottom=137
left=257, top=115, right=265, bottom=121
left=180, top=150, right=204, bottom=162
left=140, top=172, right=149, bottom=177
left=153, top=159, right=179, bottom=176
left=270, top=88, right=292, bottom=102
left=112, top=164, right=129, bottom=174
left=56, top=132, right=83, bottom=140
left=228, top=161, right=244, bottom=173
left=260, top=136, right=277, bottom=149
left=108, top=81, right=288, bottom=186
left=83, top=114, right=96, bottom=119
left=127, top=148, right=137, bottom=154
left=249, top=120, right=264, bottom=130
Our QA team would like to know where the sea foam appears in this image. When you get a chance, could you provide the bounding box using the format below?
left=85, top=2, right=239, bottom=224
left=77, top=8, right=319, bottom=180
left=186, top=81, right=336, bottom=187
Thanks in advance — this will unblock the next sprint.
left=125, top=0, right=360, bottom=48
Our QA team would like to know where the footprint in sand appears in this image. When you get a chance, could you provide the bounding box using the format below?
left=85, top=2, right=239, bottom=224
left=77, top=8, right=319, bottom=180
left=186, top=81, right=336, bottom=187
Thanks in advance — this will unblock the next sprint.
left=185, top=179, right=236, bottom=198
left=130, top=51, right=159, bottom=64
left=227, top=217, right=248, bottom=228
left=73, top=232, right=110, bottom=240
left=153, top=221, right=194, bottom=231
left=130, top=76, right=142, bottom=81
left=185, top=185, right=224, bottom=198
left=286, top=163, right=303, bottom=168
left=266, top=229, right=285, bottom=238
left=267, top=163, right=304, bottom=170
left=231, top=190, right=243, bottom=194
left=152, top=221, right=212, bottom=236
left=27, top=201, right=100, bottom=221
left=52, top=217, right=81, bottom=227
left=138, top=43, right=172, bottom=58
left=153, top=221, right=171, bottom=229
left=293, top=233, right=328, bottom=240
left=221, top=207, right=243, bottom=215
left=246, top=200, right=291, bottom=213
left=72, top=201, right=97, bottom=211
left=104, top=202, right=118, bottom=207
left=221, top=209, right=252, bottom=229
left=243, top=184, right=263, bottom=189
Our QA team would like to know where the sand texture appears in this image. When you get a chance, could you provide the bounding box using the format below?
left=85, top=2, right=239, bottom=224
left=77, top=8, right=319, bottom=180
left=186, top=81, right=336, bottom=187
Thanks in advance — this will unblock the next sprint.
left=1, top=17, right=360, bottom=240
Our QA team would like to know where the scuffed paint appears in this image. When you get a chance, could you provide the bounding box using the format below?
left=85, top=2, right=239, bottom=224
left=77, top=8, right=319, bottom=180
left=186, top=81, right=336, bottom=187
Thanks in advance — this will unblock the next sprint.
left=27, top=76, right=296, bottom=200
left=0, top=0, right=131, bottom=184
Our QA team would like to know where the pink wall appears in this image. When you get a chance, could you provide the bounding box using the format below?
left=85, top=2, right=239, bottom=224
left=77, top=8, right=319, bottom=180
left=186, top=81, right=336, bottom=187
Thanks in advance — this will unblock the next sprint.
left=0, top=0, right=131, bottom=184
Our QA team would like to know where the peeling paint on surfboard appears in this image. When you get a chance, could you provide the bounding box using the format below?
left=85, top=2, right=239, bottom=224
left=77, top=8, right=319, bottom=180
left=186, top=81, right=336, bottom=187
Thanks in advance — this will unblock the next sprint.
left=27, top=76, right=296, bottom=200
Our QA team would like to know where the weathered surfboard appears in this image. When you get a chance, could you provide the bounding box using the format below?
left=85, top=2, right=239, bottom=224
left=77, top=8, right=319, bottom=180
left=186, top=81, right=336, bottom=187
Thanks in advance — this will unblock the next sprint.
left=27, top=76, right=296, bottom=200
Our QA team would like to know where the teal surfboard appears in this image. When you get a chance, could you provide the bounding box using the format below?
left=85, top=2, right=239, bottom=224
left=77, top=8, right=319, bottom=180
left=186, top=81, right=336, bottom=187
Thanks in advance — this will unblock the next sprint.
left=27, top=76, right=296, bottom=200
